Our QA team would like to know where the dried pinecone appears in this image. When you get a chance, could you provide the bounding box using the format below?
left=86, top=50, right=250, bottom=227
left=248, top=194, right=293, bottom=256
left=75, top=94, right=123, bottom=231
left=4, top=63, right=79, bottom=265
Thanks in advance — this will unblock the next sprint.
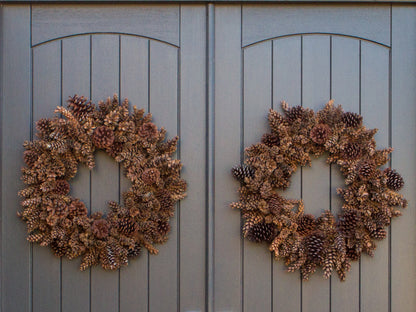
left=128, top=244, right=142, bottom=258
left=157, top=220, right=170, bottom=235
left=305, top=232, right=325, bottom=263
left=106, top=141, right=123, bottom=158
left=93, top=126, right=114, bottom=149
left=342, top=142, right=361, bottom=159
left=36, top=118, right=53, bottom=138
left=68, top=199, right=88, bottom=217
left=341, top=112, right=362, bottom=128
left=261, top=133, right=280, bottom=147
left=310, top=123, right=331, bottom=144
left=231, top=165, right=254, bottom=183
left=67, top=95, right=95, bottom=119
left=118, top=218, right=137, bottom=235
left=346, top=247, right=360, bottom=261
left=384, top=168, right=404, bottom=191
left=55, top=180, right=70, bottom=195
left=246, top=222, right=277, bottom=243
left=157, top=191, right=174, bottom=212
left=298, top=214, right=316, bottom=236
left=338, top=210, right=359, bottom=237
left=51, top=241, right=68, bottom=257
left=286, top=105, right=304, bottom=121
left=23, top=150, right=39, bottom=167
left=370, top=228, right=387, bottom=240
left=141, top=168, right=161, bottom=185
left=92, top=219, right=110, bottom=239
left=138, top=122, right=158, bottom=139
left=357, top=160, right=375, bottom=178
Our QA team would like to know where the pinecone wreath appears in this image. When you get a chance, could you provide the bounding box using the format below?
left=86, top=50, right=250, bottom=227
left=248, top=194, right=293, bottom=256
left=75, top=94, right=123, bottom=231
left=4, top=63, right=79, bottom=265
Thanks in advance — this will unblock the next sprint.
left=18, top=94, right=187, bottom=270
left=231, top=100, right=407, bottom=281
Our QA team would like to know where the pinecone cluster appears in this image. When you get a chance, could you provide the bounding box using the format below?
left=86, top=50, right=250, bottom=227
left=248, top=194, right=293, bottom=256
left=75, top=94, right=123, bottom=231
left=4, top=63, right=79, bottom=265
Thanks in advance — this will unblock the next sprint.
left=18, top=94, right=187, bottom=271
left=231, top=100, right=407, bottom=281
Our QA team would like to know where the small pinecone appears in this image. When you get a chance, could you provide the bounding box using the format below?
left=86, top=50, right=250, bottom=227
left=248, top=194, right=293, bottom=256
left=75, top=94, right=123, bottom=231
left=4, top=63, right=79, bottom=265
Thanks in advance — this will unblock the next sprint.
left=92, top=219, right=110, bottom=239
left=93, top=126, right=114, bottom=149
left=118, top=218, right=137, bottom=235
left=246, top=222, right=277, bottom=243
left=55, top=180, right=70, bottom=195
left=67, top=95, right=95, bottom=119
left=310, top=123, right=331, bottom=144
left=286, top=106, right=304, bottom=121
left=53, top=198, right=69, bottom=217
left=231, top=165, right=254, bottom=183
left=342, top=142, right=361, bottom=160
left=384, top=168, right=404, bottom=191
left=106, top=141, right=123, bottom=158
left=23, top=150, right=39, bottom=167
left=305, top=232, right=325, bottom=263
left=357, top=160, right=375, bottom=178
left=297, top=214, right=316, bottom=236
left=346, top=247, right=360, bottom=261
left=338, top=210, right=359, bottom=236
left=268, top=194, right=284, bottom=215
left=141, top=168, right=161, bottom=185
left=51, top=241, right=68, bottom=257
left=261, top=133, right=280, bottom=147
left=68, top=199, right=88, bottom=217
left=370, top=228, right=387, bottom=240
left=157, top=191, right=174, bottom=212
left=138, top=122, right=158, bottom=139
left=128, top=244, right=142, bottom=258
left=341, top=112, right=362, bottom=128
left=157, top=220, right=170, bottom=235
left=36, top=118, right=53, bottom=137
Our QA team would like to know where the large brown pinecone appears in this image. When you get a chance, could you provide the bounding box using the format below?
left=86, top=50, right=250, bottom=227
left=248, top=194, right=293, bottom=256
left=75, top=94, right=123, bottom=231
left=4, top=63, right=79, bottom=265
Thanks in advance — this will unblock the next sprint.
left=157, top=220, right=171, bottom=235
left=55, top=180, right=70, bottom=195
left=36, top=118, right=53, bottom=138
left=93, top=126, right=115, bottom=149
left=261, top=133, right=280, bottom=147
left=346, top=247, right=360, bottom=261
left=128, top=244, right=142, bottom=258
left=384, top=168, right=404, bottom=191
left=68, top=199, right=88, bottom=217
left=297, top=214, right=316, bottom=236
left=246, top=222, right=277, bottom=243
left=138, top=122, right=158, bottom=139
left=141, top=168, right=161, bottom=185
left=51, top=241, right=69, bottom=257
left=67, top=95, right=95, bottom=119
left=286, top=106, right=304, bottom=121
left=341, top=112, right=362, bottom=128
left=357, top=160, right=375, bottom=178
left=305, top=232, right=325, bottom=263
left=338, top=210, right=359, bottom=237
left=23, top=150, right=39, bottom=167
left=92, top=219, right=110, bottom=239
left=231, top=165, right=254, bottom=183
left=310, top=123, right=331, bottom=144
left=342, top=142, right=361, bottom=160
left=118, top=218, right=137, bottom=235
left=370, top=228, right=387, bottom=240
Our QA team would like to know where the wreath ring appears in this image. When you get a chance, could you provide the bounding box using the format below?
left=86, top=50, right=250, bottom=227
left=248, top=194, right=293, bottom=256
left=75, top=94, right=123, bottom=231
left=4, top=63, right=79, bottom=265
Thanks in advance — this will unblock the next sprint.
left=231, top=100, right=407, bottom=281
left=19, top=94, right=187, bottom=270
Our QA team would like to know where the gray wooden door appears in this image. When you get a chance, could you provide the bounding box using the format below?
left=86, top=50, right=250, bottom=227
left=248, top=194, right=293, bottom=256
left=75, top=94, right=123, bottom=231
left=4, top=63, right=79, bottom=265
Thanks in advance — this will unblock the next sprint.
left=1, top=3, right=416, bottom=312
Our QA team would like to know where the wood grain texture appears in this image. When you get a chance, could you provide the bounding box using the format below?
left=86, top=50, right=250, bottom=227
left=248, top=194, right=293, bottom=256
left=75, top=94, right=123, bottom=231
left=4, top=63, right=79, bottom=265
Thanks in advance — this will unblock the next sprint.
left=32, top=4, right=180, bottom=47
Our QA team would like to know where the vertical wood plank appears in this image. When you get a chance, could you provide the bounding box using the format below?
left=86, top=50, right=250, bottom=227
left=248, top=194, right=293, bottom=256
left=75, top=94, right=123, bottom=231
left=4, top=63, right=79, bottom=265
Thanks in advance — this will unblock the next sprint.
left=61, top=35, right=91, bottom=312
left=330, top=36, right=360, bottom=312
left=214, top=5, right=242, bottom=312
left=179, top=5, right=207, bottom=311
left=148, top=40, right=178, bottom=312
left=272, top=36, right=302, bottom=312
left=243, top=42, right=272, bottom=312
left=391, top=6, right=416, bottom=312
left=301, top=35, right=331, bottom=312
left=1, top=6, right=31, bottom=312
left=90, top=34, right=120, bottom=312
left=119, top=36, right=149, bottom=312
left=360, top=41, right=389, bottom=312
left=32, top=41, right=62, bottom=312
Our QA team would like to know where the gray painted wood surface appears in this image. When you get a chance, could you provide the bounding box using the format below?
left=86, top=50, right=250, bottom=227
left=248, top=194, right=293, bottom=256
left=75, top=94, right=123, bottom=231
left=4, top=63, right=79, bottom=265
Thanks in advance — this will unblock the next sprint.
left=1, top=3, right=416, bottom=312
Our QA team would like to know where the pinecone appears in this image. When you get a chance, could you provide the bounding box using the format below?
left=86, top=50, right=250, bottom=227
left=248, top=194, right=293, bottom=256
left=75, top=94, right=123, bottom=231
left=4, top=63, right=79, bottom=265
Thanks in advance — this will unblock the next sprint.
left=106, top=141, right=123, bottom=158
left=23, top=150, right=39, bottom=167
left=286, top=106, right=304, bottom=121
left=246, top=222, right=277, bottom=243
left=157, top=191, right=174, bottom=213
left=118, top=218, right=137, bottom=235
left=384, top=168, right=404, bottom=191
left=305, top=232, right=325, bottom=263
left=51, top=241, right=68, bottom=257
left=338, top=210, right=359, bottom=237
left=370, top=228, right=387, bottom=240
left=297, top=214, right=316, bottom=236
left=53, top=198, right=69, bottom=217
left=341, top=112, right=362, bottom=128
left=157, top=220, right=170, bottom=235
left=268, top=194, right=284, bottom=215
left=346, top=247, right=360, bottom=261
left=55, top=180, right=70, bottom=195
left=138, top=122, right=158, bottom=139
left=67, top=95, right=95, bottom=119
left=127, top=244, right=142, bottom=258
left=92, top=219, right=110, bottom=239
left=261, top=133, right=280, bottom=147
left=342, top=142, right=361, bottom=160
left=231, top=165, right=254, bottom=183
left=141, top=168, right=161, bottom=185
left=68, top=199, right=88, bottom=217
left=93, top=126, right=115, bottom=149
left=36, top=118, right=53, bottom=138
left=357, top=160, right=375, bottom=178
left=310, top=123, right=331, bottom=144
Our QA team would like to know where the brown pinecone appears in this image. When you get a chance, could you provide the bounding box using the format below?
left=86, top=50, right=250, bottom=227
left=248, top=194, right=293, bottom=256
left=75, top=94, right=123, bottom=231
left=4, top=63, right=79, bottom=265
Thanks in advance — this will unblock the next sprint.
left=141, top=168, right=161, bottom=185
left=246, top=222, right=277, bottom=243
left=51, top=241, right=68, bottom=257
left=346, top=247, right=360, bottom=261
left=157, top=220, right=171, bottom=235
left=370, top=228, right=387, bottom=240
left=357, top=160, right=375, bottom=178
left=92, top=219, right=110, bottom=239
left=93, top=126, right=115, bottom=149
left=157, top=191, right=174, bottom=212
left=341, top=112, right=362, bottom=128
left=36, top=118, right=53, bottom=138
left=231, top=165, right=254, bottom=183
left=23, top=150, right=39, bottom=167
left=68, top=199, right=88, bottom=217
left=384, top=168, right=404, bottom=191
left=268, top=194, right=285, bottom=215
left=286, top=105, right=304, bottom=121
left=261, top=133, right=280, bottom=147
left=297, top=214, right=316, bottom=236
left=106, top=141, right=123, bottom=158
left=138, top=122, right=158, bottom=139
left=55, top=180, right=70, bottom=195
left=67, top=95, right=95, bottom=119
left=52, top=198, right=69, bottom=217
left=127, top=244, right=142, bottom=258
left=310, top=123, right=331, bottom=144
left=305, top=232, right=325, bottom=263
left=338, top=210, right=359, bottom=237
left=118, top=218, right=137, bottom=235
left=342, top=142, right=361, bottom=160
